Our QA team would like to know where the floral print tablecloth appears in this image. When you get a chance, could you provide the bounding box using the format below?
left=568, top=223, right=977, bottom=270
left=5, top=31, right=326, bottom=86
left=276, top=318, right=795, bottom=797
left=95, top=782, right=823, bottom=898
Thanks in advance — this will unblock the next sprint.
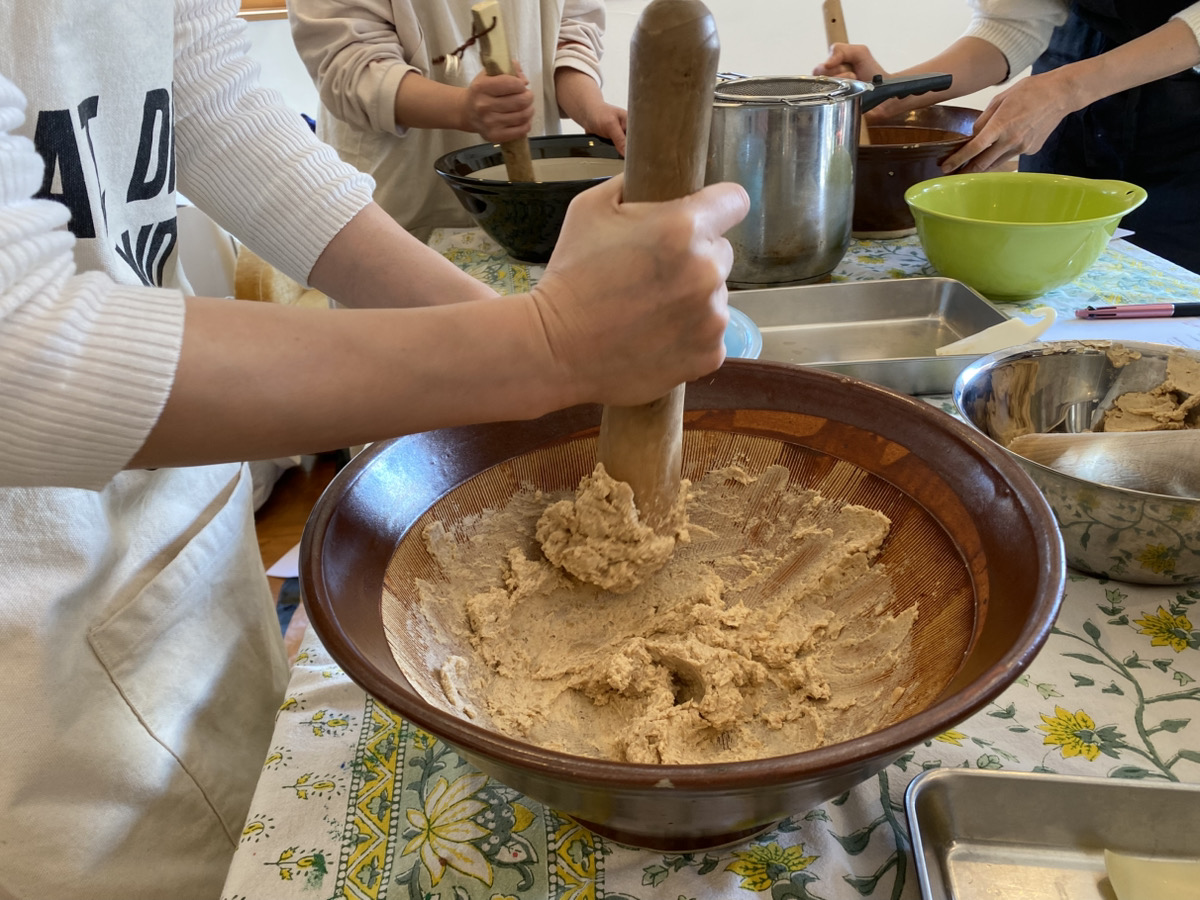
left=424, top=227, right=1200, bottom=322
left=222, top=232, right=1200, bottom=900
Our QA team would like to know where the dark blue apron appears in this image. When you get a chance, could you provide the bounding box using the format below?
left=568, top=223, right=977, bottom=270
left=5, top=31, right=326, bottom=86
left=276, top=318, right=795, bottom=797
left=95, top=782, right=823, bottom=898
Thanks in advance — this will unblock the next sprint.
left=1021, top=0, right=1200, bottom=273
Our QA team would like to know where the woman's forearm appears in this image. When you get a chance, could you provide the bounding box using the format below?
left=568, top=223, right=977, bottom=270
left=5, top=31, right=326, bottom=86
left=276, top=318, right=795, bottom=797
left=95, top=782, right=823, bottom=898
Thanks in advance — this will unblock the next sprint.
left=1054, top=17, right=1200, bottom=110
left=554, top=66, right=602, bottom=121
left=307, top=203, right=497, bottom=308
left=890, top=37, right=1011, bottom=108
left=129, top=292, right=564, bottom=468
left=392, top=72, right=469, bottom=131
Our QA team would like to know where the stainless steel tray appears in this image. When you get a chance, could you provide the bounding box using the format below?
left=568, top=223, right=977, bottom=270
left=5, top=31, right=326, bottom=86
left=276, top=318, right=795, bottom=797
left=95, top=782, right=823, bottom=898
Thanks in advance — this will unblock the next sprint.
left=906, top=768, right=1200, bottom=899
left=729, top=277, right=1005, bottom=395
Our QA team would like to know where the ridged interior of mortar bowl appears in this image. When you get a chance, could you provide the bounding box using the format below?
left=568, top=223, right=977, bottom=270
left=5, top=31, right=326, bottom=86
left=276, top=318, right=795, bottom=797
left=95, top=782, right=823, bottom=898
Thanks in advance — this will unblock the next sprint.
left=384, top=429, right=975, bottom=737
left=300, top=360, right=1065, bottom=849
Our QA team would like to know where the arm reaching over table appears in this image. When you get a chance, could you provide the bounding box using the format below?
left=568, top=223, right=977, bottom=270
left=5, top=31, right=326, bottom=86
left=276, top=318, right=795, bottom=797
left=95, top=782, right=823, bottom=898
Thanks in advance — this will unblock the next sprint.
left=130, top=175, right=747, bottom=469
left=813, top=0, right=1200, bottom=272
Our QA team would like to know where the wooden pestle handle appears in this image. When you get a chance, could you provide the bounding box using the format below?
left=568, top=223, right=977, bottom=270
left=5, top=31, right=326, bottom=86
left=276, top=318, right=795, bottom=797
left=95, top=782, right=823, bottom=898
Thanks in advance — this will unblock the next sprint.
left=821, top=0, right=871, bottom=145
left=596, top=0, right=720, bottom=532
left=471, top=0, right=536, bottom=182
left=822, top=0, right=849, bottom=45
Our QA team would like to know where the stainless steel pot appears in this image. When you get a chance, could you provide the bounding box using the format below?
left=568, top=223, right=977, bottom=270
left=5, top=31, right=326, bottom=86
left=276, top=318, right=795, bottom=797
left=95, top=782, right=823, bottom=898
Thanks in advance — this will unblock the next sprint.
left=706, top=73, right=951, bottom=288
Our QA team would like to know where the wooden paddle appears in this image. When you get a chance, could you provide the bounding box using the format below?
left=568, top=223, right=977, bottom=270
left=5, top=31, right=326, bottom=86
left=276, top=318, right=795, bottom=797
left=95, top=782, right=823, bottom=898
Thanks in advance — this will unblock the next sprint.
left=471, top=0, right=536, bottom=182
left=595, top=0, right=720, bottom=532
left=1006, top=430, right=1200, bottom=499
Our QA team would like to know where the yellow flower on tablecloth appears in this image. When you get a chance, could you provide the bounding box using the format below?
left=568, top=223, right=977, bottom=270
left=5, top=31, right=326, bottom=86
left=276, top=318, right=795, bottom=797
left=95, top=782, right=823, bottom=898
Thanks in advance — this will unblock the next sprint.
left=726, top=841, right=818, bottom=892
left=933, top=729, right=967, bottom=746
left=268, top=847, right=328, bottom=884
left=511, top=801, right=535, bottom=833
left=445, top=248, right=486, bottom=268
left=403, top=772, right=493, bottom=886
left=1038, top=706, right=1101, bottom=761
left=1136, top=545, right=1178, bottom=575
left=1167, top=505, right=1195, bottom=523
left=1134, top=607, right=1194, bottom=652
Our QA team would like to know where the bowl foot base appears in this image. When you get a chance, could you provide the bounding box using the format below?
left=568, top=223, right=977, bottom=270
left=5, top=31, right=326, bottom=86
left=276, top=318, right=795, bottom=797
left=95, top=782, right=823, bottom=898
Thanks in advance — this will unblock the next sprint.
left=563, top=815, right=779, bottom=851
left=852, top=226, right=916, bottom=239
left=728, top=272, right=832, bottom=290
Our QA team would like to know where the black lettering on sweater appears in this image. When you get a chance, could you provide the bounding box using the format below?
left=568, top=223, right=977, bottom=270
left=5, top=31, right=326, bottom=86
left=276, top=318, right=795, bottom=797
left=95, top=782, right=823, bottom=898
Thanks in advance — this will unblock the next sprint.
left=128, top=88, right=174, bottom=202
left=76, top=95, right=106, bottom=227
left=114, top=219, right=177, bottom=287
left=33, top=106, right=97, bottom=238
left=31, top=88, right=178, bottom=287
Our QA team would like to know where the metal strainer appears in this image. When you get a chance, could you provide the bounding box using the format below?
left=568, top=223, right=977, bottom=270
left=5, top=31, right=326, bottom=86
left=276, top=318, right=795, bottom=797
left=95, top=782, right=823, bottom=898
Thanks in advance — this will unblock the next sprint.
left=714, top=74, right=865, bottom=105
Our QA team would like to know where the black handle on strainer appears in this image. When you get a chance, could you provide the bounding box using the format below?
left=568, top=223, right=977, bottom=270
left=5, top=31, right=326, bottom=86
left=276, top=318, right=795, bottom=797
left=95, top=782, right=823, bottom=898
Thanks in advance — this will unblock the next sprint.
left=859, top=73, right=952, bottom=112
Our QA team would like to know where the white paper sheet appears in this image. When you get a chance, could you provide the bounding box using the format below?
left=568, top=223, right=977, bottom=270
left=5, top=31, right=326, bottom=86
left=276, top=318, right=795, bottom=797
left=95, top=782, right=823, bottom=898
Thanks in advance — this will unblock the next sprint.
left=266, top=542, right=300, bottom=578
left=1041, top=314, right=1200, bottom=348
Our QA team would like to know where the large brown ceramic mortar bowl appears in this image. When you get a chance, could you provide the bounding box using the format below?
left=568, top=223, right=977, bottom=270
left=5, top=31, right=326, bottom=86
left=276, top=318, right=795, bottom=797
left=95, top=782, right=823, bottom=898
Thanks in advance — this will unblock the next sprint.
left=853, top=104, right=978, bottom=238
left=299, top=359, right=1065, bottom=851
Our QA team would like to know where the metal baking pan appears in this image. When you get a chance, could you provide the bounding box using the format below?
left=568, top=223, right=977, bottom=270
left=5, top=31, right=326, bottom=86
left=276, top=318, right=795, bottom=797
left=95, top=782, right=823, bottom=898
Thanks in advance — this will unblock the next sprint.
left=729, top=277, right=1005, bottom=395
left=906, top=768, right=1200, bottom=899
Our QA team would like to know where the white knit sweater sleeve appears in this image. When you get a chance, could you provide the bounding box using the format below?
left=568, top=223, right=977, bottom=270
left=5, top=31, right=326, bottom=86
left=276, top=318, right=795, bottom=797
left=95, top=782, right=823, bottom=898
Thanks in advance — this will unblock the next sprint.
left=963, top=0, right=1069, bottom=77
left=1174, top=2, right=1200, bottom=72
left=0, top=76, right=184, bottom=490
left=173, top=0, right=376, bottom=284
left=965, top=0, right=1200, bottom=77
left=288, top=0, right=421, bottom=136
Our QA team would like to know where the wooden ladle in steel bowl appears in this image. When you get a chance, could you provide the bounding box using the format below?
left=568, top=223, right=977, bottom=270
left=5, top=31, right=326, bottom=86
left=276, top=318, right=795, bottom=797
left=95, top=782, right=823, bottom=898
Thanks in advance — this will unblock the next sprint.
left=1006, top=430, right=1200, bottom=499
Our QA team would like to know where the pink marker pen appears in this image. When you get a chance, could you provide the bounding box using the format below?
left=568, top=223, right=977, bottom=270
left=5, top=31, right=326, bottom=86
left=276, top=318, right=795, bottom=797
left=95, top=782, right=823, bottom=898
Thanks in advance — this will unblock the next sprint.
left=1074, top=302, right=1200, bottom=319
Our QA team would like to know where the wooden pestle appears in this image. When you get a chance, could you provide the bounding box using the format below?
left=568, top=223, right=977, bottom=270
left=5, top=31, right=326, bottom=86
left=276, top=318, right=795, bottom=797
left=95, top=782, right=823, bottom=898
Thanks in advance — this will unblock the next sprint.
left=822, top=0, right=871, bottom=145
left=595, top=0, right=720, bottom=532
left=471, top=0, right=536, bottom=182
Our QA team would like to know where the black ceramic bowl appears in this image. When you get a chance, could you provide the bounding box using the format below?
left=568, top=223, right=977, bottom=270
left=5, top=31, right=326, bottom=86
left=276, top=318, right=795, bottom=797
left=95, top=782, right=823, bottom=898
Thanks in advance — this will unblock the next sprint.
left=434, top=134, right=623, bottom=263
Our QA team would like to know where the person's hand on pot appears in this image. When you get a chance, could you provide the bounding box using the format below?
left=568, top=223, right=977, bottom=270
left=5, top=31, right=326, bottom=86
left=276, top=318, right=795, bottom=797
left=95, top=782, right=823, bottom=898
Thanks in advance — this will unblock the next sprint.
left=578, top=102, right=627, bottom=156
left=463, top=66, right=535, bottom=142
left=814, top=41, right=885, bottom=81
left=554, top=67, right=628, bottom=156
left=814, top=44, right=925, bottom=120
left=530, top=175, right=750, bottom=407
left=938, top=70, right=1077, bottom=173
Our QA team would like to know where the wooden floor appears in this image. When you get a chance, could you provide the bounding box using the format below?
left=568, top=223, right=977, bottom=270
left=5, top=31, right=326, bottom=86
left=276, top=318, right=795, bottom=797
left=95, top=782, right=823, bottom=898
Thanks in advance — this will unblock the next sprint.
left=254, top=453, right=342, bottom=660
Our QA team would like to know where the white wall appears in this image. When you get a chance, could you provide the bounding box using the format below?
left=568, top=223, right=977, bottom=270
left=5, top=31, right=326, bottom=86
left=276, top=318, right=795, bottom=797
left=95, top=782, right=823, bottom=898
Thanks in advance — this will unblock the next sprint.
left=244, top=0, right=1009, bottom=120
left=244, top=15, right=318, bottom=115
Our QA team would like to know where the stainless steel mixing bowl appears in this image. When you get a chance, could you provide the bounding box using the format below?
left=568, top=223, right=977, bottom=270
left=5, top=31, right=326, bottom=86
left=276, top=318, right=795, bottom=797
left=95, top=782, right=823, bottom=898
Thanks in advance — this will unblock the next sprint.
left=955, top=339, right=1200, bottom=584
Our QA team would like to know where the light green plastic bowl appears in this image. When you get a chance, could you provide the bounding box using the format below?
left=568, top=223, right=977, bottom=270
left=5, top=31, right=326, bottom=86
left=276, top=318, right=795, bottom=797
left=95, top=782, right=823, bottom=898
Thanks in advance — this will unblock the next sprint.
left=904, top=172, right=1147, bottom=302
